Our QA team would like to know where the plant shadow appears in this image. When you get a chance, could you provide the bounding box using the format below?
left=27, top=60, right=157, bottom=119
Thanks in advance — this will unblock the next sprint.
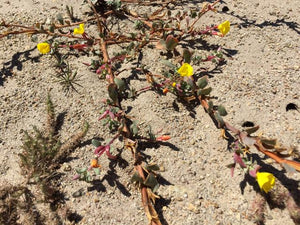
left=0, top=47, right=40, bottom=86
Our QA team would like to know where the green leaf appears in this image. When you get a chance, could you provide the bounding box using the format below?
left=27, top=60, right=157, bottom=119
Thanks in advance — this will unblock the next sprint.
left=114, top=78, right=125, bottom=92
left=152, top=183, right=160, bottom=193
left=131, top=171, right=143, bottom=183
left=196, top=76, right=208, bottom=89
left=76, top=168, right=87, bottom=174
left=161, top=59, right=176, bottom=68
left=165, top=35, right=178, bottom=51
left=56, top=13, right=64, bottom=25
left=144, top=173, right=159, bottom=190
left=197, top=87, right=212, bottom=96
left=93, top=167, right=101, bottom=175
left=130, top=122, right=139, bottom=136
left=91, top=139, right=101, bottom=147
left=49, top=25, right=55, bottom=33
left=244, top=125, right=260, bottom=135
left=208, top=101, right=213, bottom=114
left=108, top=83, right=118, bottom=103
left=183, top=49, right=192, bottom=63
left=215, top=112, right=225, bottom=128
left=218, top=105, right=228, bottom=116
left=144, top=163, right=160, bottom=172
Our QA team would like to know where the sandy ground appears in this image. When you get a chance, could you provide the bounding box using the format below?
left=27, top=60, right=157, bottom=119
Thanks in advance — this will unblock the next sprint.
left=0, top=0, right=300, bottom=224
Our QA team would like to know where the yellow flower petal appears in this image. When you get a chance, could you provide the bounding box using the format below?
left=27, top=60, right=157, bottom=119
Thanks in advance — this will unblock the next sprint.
left=256, top=172, right=275, bottom=193
left=177, top=63, right=193, bottom=77
left=73, top=23, right=85, bottom=35
left=37, top=42, right=50, bottom=54
left=217, top=20, right=230, bottom=36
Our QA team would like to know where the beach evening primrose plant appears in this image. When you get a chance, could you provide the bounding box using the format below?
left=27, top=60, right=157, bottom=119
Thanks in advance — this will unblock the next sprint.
left=37, top=42, right=50, bottom=54
left=256, top=172, right=275, bottom=193
left=218, top=20, right=230, bottom=36
left=177, top=63, right=193, bottom=77
left=73, top=23, right=85, bottom=35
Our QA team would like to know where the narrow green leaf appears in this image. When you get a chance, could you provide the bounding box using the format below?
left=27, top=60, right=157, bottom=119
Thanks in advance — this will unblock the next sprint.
left=218, top=105, right=228, bottom=116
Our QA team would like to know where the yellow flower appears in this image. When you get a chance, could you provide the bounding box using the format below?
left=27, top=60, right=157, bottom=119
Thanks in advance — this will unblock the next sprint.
left=73, top=23, right=85, bottom=35
left=172, top=82, right=176, bottom=87
left=217, top=20, right=230, bottom=36
left=37, top=42, right=50, bottom=54
left=256, top=172, right=275, bottom=193
left=177, top=63, right=193, bottom=77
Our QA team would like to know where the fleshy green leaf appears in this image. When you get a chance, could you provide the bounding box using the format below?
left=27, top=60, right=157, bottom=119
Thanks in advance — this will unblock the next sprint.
left=183, top=49, right=192, bottom=63
left=130, top=122, right=139, bottom=136
left=218, top=105, right=228, bottom=116
left=91, top=139, right=101, bottom=147
left=108, top=83, right=118, bottom=103
left=56, top=13, right=64, bottom=25
left=196, top=76, right=208, bottom=89
left=215, top=112, right=225, bottom=127
left=197, top=87, right=212, bottom=96
left=114, top=78, right=125, bottom=92
left=165, top=35, right=178, bottom=51
left=93, top=167, right=101, bottom=175
left=208, top=101, right=214, bottom=114
left=161, top=59, right=176, bottom=68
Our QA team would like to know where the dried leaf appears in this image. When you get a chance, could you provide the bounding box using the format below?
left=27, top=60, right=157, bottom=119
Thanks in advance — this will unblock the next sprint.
left=156, top=40, right=166, bottom=50
left=261, top=139, right=277, bottom=149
